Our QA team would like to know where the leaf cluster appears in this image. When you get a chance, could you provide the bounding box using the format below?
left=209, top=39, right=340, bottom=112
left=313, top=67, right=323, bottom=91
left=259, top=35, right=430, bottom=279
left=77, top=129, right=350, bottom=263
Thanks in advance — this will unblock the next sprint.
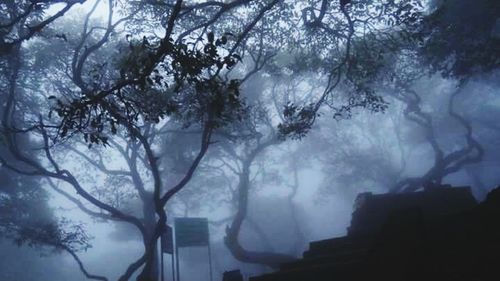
left=48, top=32, right=245, bottom=145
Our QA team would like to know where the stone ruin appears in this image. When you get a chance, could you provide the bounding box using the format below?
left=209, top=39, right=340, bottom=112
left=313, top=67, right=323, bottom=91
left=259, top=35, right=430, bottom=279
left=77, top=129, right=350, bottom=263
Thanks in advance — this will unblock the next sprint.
left=249, top=185, right=500, bottom=281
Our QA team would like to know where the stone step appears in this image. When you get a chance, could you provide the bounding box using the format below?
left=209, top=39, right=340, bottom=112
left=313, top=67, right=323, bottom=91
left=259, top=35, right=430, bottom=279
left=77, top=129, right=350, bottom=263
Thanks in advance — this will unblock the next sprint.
left=280, top=250, right=367, bottom=271
left=303, top=236, right=372, bottom=258
left=308, top=236, right=372, bottom=251
left=249, top=260, right=364, bottom=281
left=302, top=245, right=369, bottom=259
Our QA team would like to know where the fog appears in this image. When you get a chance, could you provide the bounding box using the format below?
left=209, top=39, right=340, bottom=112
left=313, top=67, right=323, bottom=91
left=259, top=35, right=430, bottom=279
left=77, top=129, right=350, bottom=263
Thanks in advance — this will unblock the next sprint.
left=1, top=1, right=499, bottom=281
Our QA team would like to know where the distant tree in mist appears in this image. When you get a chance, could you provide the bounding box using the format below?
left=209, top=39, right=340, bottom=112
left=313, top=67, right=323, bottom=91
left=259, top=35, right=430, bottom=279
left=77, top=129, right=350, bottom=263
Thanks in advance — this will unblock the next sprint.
left=307, top=0, right=499, bottom=199
left=156, top=74, right=310, bottom=270
left=0, top=2, right=102, bottom=279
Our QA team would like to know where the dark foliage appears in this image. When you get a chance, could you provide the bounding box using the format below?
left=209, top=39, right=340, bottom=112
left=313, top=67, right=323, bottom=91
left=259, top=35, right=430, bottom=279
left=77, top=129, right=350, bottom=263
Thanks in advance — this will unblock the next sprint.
left=418, top=0, right=500, bottom=78
left=49, top=32, right=245, bottom=146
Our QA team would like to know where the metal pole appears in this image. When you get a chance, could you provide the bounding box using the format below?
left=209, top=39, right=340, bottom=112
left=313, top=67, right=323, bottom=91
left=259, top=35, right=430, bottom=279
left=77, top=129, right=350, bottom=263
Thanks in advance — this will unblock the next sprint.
left=161, top=247, right=164, bottom=281
left=208, top=242, right=213, bottom=281
left=171, top=251, right=175, bottom=281
left=175, top=244, right=180, bottom=281
left=175, top=229, right=180, bottom=281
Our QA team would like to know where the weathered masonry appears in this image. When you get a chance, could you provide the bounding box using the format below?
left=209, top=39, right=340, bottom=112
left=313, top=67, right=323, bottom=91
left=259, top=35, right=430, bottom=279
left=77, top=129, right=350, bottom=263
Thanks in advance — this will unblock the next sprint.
left=250, top=185, right=500, bottom=281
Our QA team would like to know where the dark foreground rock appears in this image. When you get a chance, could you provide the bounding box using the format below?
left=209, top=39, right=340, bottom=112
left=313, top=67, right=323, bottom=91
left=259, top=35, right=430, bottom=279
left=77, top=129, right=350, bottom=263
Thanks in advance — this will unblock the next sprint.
left=250, top=186, right=500, bottom=281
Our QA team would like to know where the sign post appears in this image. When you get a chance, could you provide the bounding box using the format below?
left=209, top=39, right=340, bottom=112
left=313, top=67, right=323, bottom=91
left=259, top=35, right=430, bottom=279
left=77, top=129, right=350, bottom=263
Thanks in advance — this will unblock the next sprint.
left=175, top=240, right=179, bottom=281
left=208, top=239, right=213, bottom=281
left=161, top=246, right=164, bottom=281
left=174, top=217, right=212, bottom=281
left=161, top=225, right=174, bottom=281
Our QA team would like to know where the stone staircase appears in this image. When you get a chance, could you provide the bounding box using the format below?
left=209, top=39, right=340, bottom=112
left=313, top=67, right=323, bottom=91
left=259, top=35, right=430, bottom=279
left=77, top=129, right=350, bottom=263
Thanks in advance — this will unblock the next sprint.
left=248, top=186, right=500, bottom=281
left=250, top=235, right=373, bottom=281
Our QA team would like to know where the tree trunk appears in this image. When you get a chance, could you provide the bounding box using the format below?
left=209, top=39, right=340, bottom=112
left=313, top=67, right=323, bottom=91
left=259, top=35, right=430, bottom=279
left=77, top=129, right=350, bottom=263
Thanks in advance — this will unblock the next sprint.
left=138, top=196, right=159, bottom=281
left=224, top=155, right=296, bottom=269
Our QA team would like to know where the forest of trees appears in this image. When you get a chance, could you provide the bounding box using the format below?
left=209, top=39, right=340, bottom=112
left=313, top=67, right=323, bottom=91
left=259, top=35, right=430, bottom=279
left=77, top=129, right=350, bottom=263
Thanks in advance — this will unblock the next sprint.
left=0, top=0, right=499, bottom=280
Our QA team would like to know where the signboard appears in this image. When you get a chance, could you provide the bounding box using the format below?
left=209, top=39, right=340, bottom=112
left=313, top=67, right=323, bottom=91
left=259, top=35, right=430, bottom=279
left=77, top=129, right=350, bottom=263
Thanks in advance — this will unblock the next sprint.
left=161, top=225, right=174, bottom=254
left=174, top=217, right=209, bottom=247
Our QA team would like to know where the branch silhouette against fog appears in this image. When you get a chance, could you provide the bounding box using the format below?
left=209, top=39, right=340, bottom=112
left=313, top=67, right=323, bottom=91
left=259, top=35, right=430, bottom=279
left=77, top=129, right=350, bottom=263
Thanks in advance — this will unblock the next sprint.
left=222, top=135, right=296, bottom=269
left=57, top=109, right=214, bottom=279
left=1, top=39, right=148, bottom=281
left=389, top=82, right=484, bottom=193
left=275, top=0, right=414, bottom=139
left=286, top=155, right=307, bottom=255
left=47, top=179, right=114, bottom=222
left=2, top=3, right=162, bottom=279
left=277, top=2, right=356, bottom=139
left=61, top=245, right=109, bottom=281
left=175, top=100, right=300, bottom=268
left=0, top=0, right=86, bottom=55
left=197, top=95, right=301, bottom=267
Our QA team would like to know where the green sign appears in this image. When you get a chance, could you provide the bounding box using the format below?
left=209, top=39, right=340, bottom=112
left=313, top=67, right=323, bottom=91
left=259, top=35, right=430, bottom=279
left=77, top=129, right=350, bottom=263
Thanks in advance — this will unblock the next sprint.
left=174, top=217, right=209, bottom=247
